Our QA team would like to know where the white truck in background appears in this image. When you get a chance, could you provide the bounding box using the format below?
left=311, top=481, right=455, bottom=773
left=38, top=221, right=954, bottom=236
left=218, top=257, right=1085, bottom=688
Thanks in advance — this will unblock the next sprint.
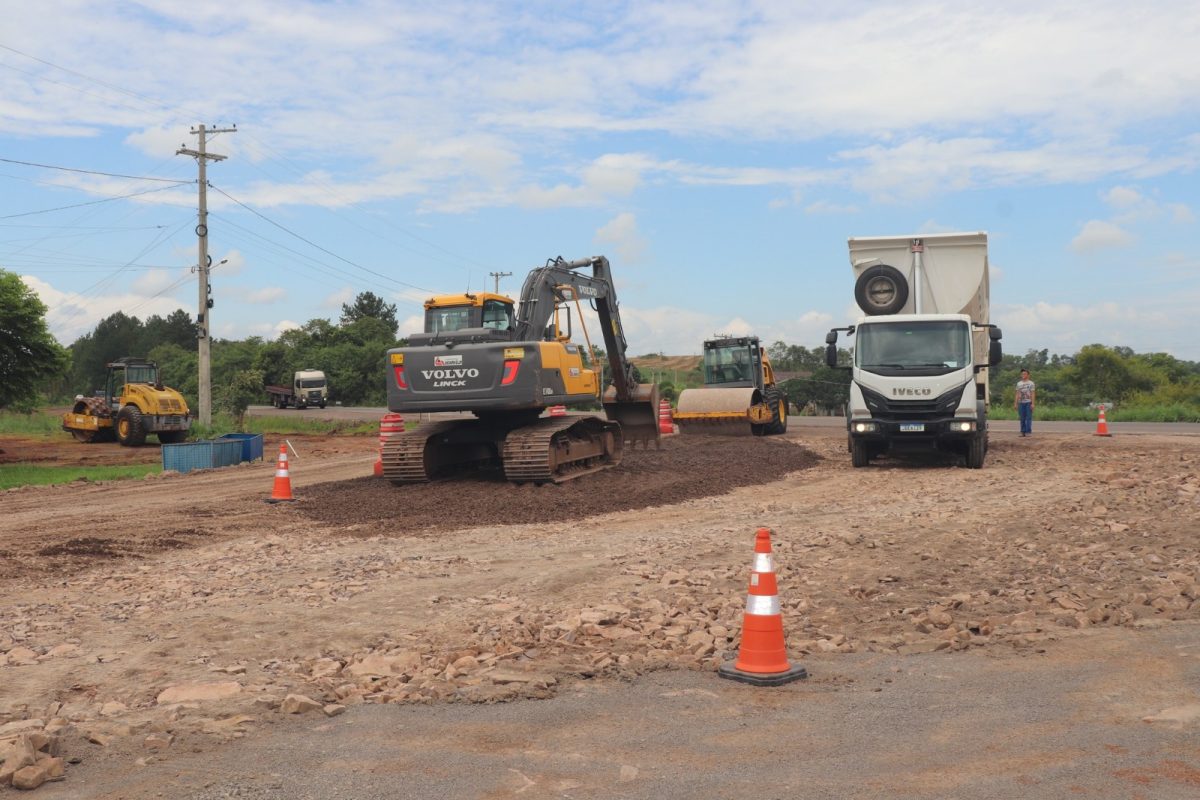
left=265, top=369, right=328, bottom=409
left=825, top=232, right=1002, bottom=468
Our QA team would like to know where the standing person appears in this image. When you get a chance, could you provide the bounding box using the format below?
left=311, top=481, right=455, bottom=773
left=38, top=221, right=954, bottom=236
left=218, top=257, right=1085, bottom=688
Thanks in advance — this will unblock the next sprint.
left=1015, top=368, right=1036, bottom=437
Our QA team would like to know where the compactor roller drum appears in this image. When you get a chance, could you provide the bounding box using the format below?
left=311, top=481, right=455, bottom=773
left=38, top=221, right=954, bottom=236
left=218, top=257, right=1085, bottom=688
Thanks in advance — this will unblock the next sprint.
left=675, top=387, right=765, bottom=436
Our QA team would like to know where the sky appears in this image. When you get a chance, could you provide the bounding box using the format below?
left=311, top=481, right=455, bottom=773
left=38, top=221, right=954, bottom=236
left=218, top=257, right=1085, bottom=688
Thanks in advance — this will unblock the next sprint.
left=2, top=0, right=1199, bottom=360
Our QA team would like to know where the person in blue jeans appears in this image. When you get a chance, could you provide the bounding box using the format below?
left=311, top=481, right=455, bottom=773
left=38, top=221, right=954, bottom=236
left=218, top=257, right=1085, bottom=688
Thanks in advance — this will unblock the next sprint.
left=1014, top=368, right=1036, bottom=436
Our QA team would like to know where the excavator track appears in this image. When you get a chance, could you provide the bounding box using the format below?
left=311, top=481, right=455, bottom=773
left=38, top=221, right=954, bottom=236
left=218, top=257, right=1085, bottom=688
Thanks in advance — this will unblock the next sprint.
left=502, top=416, right=623, bottom=484
left=381, top=421, right=465, bottom=484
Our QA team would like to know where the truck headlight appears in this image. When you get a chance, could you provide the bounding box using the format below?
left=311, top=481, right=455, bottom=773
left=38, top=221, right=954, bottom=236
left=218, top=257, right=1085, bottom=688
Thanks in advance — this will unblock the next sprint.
left=952, top=421, right=976, bottom=432
left=853, top=422, right=877, bottom=433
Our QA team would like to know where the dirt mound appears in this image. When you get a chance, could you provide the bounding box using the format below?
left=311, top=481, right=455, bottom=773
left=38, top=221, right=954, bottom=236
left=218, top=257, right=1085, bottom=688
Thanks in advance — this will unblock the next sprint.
left=300, top=434, right=817, bottom=531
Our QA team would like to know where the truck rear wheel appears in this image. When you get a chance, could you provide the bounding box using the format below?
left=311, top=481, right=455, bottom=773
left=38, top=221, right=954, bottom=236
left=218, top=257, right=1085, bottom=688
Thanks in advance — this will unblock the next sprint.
left=116, top=405, right=147, bottom=447
left=851, top=439, right=870, bottom=468
left=854, top=264, right=909, bottom=315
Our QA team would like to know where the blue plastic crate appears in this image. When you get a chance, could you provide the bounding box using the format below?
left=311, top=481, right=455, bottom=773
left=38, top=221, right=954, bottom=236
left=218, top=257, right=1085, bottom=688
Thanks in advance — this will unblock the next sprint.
left=218, top=432, right=264, bottom=463
left=162, top=439, right=245, bottom=473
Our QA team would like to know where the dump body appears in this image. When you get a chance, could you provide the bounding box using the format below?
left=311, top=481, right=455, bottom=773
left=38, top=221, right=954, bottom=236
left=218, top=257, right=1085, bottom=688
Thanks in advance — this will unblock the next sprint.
left=830, top=233, right=1000, bottom=468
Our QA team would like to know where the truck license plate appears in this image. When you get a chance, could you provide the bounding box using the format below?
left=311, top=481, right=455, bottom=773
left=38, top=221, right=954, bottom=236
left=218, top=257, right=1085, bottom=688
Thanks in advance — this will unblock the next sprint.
left=900, top=423, right=925, bottom=432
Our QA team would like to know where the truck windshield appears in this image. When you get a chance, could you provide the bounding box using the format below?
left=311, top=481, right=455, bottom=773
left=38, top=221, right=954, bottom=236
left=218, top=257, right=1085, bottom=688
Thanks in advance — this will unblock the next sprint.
left=856, top=321, right=971, bottom=371
left=299, top=380, right=325, bottom=388
left=703, top=345, right=754, bottom=384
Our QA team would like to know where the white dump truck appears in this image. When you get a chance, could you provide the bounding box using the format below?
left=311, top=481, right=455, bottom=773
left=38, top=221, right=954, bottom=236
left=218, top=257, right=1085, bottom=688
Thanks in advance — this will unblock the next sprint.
left=825, top=232, right=1002, bottom=468
left=265, top=369, right=328, bottom=409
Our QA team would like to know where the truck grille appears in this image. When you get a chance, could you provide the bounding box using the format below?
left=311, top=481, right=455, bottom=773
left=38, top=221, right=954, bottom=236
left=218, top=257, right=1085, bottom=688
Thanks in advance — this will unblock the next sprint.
left=860, top=384, right=964, bottom=421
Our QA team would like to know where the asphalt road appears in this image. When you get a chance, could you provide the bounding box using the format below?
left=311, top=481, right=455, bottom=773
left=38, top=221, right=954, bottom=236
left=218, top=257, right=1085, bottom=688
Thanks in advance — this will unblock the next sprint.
left=49, top=623, right=1200, bottom=800
left=247, top=404, right=1200, bottom=436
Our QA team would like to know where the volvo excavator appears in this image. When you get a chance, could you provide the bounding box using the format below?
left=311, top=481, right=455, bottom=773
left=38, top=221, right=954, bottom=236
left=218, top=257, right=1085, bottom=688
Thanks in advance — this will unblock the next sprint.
left=382, top=255, right=659, bottom=484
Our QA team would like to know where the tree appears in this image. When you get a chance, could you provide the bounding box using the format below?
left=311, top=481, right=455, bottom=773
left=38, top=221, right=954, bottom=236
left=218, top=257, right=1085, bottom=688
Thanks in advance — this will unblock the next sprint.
left=0, top=270, right=70, bottom=411
left=219, top=369, right=265, bottom=431
left=341, top=291, right=398, bottom=335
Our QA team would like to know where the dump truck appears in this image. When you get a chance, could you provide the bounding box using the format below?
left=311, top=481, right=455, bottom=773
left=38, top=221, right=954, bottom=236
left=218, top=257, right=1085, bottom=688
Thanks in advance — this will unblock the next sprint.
left=265, top=369, right=328, bottom=409
left=674, top=336, right=788, bottom=435
left=825, top=232, right=1002, bottom=468
left=382, top=255, right=659, bottom=484
left=62, top=357, right=192, bottom=446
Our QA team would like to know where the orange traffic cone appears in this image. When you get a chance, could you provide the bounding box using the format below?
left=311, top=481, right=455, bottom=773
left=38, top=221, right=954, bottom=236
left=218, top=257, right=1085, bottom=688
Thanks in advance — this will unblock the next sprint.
left=658, top=400, right=674, bottom=435
left=266, top=444, right=296, bottom=503
left=374, top=413, right=404, bottom=477
left=1094, top=406, right=1112, bottom=437
left=718, top=528, right=808, bottom=686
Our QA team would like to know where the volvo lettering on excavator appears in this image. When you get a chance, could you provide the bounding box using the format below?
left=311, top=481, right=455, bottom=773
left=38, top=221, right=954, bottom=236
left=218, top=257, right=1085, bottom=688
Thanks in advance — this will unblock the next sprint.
left=382, top=255, right=659, bottom=485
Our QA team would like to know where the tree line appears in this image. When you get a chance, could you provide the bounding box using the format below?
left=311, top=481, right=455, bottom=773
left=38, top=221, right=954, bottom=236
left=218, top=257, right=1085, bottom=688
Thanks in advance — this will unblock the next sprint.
left=2, top=265, right=1198, bottom=420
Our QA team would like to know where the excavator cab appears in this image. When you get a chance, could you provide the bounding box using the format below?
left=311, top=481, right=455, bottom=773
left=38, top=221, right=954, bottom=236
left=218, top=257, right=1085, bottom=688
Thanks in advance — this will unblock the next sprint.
left=423, top=293, right=514, bottom=334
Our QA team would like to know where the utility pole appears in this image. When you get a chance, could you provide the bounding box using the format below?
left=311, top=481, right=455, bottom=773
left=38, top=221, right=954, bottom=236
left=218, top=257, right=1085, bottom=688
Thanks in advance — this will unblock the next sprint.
left=177, top=123, right=236, bottom=426
left=489, top=271, right=513, bottom=294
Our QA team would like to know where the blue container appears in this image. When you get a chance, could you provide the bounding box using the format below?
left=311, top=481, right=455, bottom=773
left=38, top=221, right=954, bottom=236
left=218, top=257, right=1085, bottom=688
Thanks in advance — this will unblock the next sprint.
left=218, top=432, right=264, bottom=463
left=162, top=439, right=246, bottom=474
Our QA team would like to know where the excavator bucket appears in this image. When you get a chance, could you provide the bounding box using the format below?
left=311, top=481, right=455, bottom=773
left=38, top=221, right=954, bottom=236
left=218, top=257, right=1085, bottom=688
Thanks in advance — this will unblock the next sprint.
left=603, top=383, right=661, bottom=448
left=674, top=387, right=766, bottom=436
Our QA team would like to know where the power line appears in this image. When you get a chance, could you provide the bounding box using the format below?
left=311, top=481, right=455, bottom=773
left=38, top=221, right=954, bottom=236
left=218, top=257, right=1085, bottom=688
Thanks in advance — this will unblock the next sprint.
left=207, top=182, right=437, bottom=295
left=0, top=183, right=185, bottom=219
left=0, top=156, right=191, bottom=183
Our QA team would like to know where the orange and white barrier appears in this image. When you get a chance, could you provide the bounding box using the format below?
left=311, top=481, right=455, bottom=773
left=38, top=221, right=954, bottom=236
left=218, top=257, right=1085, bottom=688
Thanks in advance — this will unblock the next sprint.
left=718, top=527, right=808, bottom=686
left=266, top=444, right=296, bottom=503
left=1094, top=406, right=1112, bottom=437
left=548, top=405, right=567, bottom=417
left=658, top=400, right=674, bottom=435
left=374, top=413, right=404, bottom=476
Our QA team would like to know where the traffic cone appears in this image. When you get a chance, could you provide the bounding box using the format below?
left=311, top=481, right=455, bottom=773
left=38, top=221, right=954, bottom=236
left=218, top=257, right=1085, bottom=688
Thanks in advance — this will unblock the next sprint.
left=658, top=400, right=674, bottom=435
left=374, top=413, right=404, bottom=476
left=718, top=528, right=808, bottom=686
left=548, top=405, right=567, bottom=417
left=1094, top=406, right=1112, bottom=437
left=266, top=444, right=296, bottom=503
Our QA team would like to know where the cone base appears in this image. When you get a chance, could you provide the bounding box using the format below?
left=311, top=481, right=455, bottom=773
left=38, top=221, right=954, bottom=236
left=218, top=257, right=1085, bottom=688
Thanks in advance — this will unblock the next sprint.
left=264, top=497, right=297, bottom=504
left=1094, top=433, right=1112, bottom=437
left=718, top=661, right=808, bottom=686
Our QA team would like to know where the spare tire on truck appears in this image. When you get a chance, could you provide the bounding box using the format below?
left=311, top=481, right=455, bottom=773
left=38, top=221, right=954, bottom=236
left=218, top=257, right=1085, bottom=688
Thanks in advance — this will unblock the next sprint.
left=854, top=264, right=909, bottom=315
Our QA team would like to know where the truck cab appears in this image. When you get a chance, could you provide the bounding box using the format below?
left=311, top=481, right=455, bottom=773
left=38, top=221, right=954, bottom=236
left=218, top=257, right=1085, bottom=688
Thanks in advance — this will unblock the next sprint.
left=293, top=370, right=328, bottom=409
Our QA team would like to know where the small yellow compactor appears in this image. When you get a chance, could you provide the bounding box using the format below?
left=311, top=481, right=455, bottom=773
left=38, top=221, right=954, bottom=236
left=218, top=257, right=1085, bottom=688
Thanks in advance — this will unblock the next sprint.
left=62, top=357, right=191, bottom=446
left=674, top=336, right=788, bottom=436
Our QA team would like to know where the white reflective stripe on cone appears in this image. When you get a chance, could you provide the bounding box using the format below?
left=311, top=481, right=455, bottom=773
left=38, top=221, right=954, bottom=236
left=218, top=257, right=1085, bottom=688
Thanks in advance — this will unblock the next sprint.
left=746, top=594, right=781, bottom=615
left=275, top=469, right=288, bottom=477
left=753, top=554, right=774, bottom=573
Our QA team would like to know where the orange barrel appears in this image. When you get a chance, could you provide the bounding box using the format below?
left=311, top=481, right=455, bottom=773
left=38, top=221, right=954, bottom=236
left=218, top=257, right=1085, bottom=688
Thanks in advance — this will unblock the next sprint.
left=374, top=413, right=405, bottom=476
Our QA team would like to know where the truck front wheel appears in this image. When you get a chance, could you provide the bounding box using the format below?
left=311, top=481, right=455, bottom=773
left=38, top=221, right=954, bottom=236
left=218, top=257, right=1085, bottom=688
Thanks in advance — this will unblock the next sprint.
left=851, top=439, right=870, bottom=468
left=965, top=434, right=985, bottom=468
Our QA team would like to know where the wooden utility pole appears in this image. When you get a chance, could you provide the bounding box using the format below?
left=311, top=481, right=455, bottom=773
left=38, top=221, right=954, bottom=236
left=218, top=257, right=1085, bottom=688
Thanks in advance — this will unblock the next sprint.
left=489, top=271, right=513, bottom=294
left=177, top=123, right=236, bottom=425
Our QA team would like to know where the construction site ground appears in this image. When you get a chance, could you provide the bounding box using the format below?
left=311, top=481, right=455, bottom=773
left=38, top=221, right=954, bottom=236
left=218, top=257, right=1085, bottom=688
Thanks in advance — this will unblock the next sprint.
left=2, top=420, right=1199, bottom=798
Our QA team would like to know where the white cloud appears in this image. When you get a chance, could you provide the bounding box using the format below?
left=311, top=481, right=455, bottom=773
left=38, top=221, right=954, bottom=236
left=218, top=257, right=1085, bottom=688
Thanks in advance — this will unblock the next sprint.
left=1070, top=220, right=1134, bottom=253
left=1169, top=203, right=1194, bottom=224
left=594, top=212, right=647, bottom=264
left=23, top=273, right=193, bottom=345
left=804, top=200, right=859, bottom=215
left=274, top=320, right=301, bottom=338
left=324, top=286, right=356, bottom=308
left=243, top=287, right=286, bottom=304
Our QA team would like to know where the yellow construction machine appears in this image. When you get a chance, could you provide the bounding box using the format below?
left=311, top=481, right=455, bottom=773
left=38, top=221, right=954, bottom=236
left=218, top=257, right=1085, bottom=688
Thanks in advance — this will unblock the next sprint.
left=62, top=357, right=191, bottom=445
left=382, top=255, right=659, bottom=484
left=674, top=336, right=788, bottom=436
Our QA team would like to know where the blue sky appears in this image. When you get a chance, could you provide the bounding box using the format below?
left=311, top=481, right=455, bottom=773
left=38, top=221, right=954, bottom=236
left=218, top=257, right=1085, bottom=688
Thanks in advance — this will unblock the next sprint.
left=3, top=1, right=1199, bottom=358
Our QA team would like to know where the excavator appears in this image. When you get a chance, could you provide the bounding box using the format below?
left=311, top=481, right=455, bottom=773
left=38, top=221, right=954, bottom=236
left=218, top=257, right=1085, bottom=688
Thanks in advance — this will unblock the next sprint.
left=382, top=255, right=659, bottom=484
left=674, top=336, right=788, bottom=436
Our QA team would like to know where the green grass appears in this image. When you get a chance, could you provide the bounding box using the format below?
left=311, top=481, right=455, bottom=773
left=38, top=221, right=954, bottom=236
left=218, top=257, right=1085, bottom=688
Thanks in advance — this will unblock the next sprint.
left=0, top=463, right=162, bottom=490
left=990, top=404, right=1200, bottom=422
left=192, top=412, right=378, bottom=439
left=0, top=410, right=64, bottom=435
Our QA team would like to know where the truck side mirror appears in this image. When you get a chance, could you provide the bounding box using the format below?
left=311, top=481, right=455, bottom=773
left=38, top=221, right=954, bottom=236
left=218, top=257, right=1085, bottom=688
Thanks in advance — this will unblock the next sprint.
left=988, top=340, right=1002, bottom=366
left=825, top=331, right=838, bottom=345
left=825, top=343, right=839, bottom=368
left=989, top=327, right=1003, bottom=341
